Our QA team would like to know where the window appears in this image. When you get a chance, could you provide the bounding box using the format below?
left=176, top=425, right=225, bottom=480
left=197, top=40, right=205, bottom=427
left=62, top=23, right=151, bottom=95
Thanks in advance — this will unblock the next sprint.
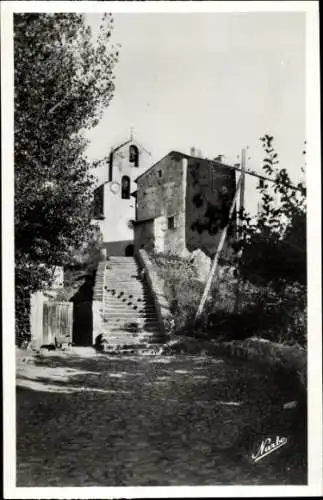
left=93, top=185, right=104, bottom=219
left=168, top=216, right=176, bottom=230
left=121, top=175, right=131, bottom=199
left=158, top=170, right=162, bottom=178
left=129, top=145, right=139, bottom=167
left=210, top=165, right=217, bottom=192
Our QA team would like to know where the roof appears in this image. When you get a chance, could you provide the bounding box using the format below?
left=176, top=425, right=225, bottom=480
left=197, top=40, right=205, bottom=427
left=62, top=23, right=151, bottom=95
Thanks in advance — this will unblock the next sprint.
left=135, top=149, right=300, bottom=191
left=134, top=150, right=236, bottom=183
left=132, top=216, right=155, bottom=225
left=111, top=137, right=152, bottom=157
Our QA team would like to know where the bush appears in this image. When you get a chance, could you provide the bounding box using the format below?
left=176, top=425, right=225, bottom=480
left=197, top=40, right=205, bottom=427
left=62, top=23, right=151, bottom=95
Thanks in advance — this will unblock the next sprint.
left=203, top=279, right=306, bottom=347
left=150, top=251, right=306, bottom=347
left=150, top=252, right=204, bottom=332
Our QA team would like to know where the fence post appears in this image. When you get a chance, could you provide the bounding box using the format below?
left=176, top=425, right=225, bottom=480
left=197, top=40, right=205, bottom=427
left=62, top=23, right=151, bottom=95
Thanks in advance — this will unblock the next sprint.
left=30, top=290, right=44, bottom=350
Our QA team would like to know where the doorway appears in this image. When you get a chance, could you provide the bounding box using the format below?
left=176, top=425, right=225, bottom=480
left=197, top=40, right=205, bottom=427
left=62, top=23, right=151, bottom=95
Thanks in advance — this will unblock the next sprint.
left=125, top=244, right=134, bottom=256
left=71, top=274, right=94, bottom=346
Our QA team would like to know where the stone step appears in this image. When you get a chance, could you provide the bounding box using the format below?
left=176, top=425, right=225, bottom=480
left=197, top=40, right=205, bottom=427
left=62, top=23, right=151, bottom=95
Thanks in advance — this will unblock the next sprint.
left=103, top=315, right=158, bottom=320
left=103, top=314, right=158, bottom=319
left=103, top=321, right=158, bottom=327
left=104, top=318, right=158, bottom=323
left=104, top=296, right=152, bottom=302
left=106, top=270, right=140, bottom=273
left=104, top=327, right=160, bottom=334
left=105, top=283, right=147, bottom=288
left=104, top=308, right=156, bottom=314
left=102, top=256, right=161, bottom=340
left=104, top=293, right=151, bottom=298
left=103, top=322, right=159, bottom=329
left=105, top=294, right=149, bottom=299
left=104, top=310, right=156, bottom=315
left=102, top=333, right=156, bottom=341
left=104, top=302, right=152, bottom=307
left=103, top=303, right=153, bottom=309
left=104, top=283, right=149, bottom=296
left=105, top=265, right=140, bottom=269
left=100, top=343, right=164, bottom=354
left=104, top=300, right=154, bottom=306
left=105, top=271, right=139, bottom=275
left=103, top=322, right=158, bottom=328
left=103, top=304, right=154, bottom=310
left=107, top=258, right=137, bottom=262
left=101, top=340, right=159, bottom=348
left=104, top=300, right=154, bottom=305
left=101, top=335, right=152, bottom=344
left=106, top=277, right=140, bottom=280
left=104, top=292, right=151, bottom=297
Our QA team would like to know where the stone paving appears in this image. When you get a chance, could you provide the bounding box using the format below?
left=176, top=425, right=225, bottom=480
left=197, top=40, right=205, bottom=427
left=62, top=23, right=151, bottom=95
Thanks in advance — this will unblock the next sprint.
left=16, top=348, right=306, bottom=486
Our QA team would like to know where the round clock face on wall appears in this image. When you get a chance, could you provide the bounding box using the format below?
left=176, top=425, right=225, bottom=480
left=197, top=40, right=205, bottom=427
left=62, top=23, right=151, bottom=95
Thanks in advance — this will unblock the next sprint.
left=110, top=181, right=120, bottom=194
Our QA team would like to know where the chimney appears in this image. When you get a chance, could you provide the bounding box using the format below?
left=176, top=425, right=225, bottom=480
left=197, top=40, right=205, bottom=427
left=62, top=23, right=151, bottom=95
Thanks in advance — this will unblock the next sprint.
left=190, top=147, right=196, bottom=157
left=214, top=154, right=224, bottom=162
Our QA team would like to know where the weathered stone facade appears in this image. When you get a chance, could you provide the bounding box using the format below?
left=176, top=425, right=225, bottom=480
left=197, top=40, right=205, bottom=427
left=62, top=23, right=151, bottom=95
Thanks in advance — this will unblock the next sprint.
left=92, top=138, right=152, bottom=256
left=134, top=152, right=188, bottom=256
left=134, top=151, right=237, bottom=258
left=186, top=155, right=236, bottom=257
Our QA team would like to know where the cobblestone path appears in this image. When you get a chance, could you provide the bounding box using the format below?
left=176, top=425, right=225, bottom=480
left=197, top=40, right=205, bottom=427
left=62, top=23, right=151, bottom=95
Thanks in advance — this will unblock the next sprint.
left=16, top=349, right=306, bottom=486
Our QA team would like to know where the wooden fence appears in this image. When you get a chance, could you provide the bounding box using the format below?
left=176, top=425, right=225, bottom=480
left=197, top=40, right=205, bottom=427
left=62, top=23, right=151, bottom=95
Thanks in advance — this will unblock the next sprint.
left=30, top=292, right=73, bottom=349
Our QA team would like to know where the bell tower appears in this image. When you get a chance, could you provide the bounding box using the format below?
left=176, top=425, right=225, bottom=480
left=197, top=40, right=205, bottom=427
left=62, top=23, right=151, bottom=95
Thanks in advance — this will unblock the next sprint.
left=92, top=136, right=152, bottom=256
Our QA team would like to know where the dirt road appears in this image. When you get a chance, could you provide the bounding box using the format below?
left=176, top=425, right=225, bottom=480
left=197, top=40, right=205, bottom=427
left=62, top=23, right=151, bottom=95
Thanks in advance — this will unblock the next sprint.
left=16, top=348, right=306, bottom=486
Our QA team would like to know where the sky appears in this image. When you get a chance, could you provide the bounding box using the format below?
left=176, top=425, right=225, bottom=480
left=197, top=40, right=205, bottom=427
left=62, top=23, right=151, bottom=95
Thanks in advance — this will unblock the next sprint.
left=85, top=12, right=305, bottom=183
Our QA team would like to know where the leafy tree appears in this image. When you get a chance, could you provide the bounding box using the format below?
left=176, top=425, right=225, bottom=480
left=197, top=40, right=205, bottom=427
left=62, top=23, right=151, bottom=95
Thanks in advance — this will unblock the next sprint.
left=233, top=134, right=306, bottom=291
left=14, top=13, right=118, bottom=341
left=229, top=135, right=307, bottom=345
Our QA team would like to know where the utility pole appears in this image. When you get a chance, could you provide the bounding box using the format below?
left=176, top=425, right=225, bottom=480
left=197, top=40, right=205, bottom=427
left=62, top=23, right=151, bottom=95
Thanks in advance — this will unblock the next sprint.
left=194, top=174, right=243, bottom=323
left=238, top=148, right=246, bottom=234
left=234, top=148, right=247, bottom=314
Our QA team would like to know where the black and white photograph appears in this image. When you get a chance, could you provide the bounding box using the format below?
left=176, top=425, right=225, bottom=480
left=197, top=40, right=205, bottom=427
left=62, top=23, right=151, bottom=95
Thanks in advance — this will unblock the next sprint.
left=2, top=0, right=322, bottom=497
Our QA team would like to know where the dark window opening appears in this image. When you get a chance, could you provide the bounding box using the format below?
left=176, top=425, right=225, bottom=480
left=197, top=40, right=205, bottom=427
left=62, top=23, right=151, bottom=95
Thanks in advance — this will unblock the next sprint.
left=125, top=244, right=134, bottom=256
left=121, top=175, right=131, bottom=199
left=129, top=145, right=139, bottom=167
left=168, top=216, right=176, bottom=230
left=210, top=165, right=217, bottom=192
left=93, top=185, right=104, bottom=219
left=158, top=170, right=162, bottom=178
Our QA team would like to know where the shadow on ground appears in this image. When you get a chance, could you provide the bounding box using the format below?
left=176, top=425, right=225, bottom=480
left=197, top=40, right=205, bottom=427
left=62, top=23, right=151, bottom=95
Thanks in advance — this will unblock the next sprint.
left=16, top=350, right=307, bottom=486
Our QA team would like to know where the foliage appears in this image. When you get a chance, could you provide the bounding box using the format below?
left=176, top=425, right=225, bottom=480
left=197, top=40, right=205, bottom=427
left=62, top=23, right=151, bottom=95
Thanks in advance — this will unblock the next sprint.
left=150, top=253, right=204, bottom=331
left=226, top=134, right=307, bottom=345
left=150, top=136, right=307, bottom=347
left=14, top=13, right=118, bottom=340
left=233, top=134, right=306, bottom=291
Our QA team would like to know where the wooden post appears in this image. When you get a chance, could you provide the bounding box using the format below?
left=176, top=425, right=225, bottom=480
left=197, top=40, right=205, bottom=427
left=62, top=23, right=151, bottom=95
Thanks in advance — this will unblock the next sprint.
left=238, top=148, right=246, bottom=233
left=195, top=174, right=243, bottom=322
left=30, top=291, right=44, bottom=350
left=234, top=149, right=247, bottom=313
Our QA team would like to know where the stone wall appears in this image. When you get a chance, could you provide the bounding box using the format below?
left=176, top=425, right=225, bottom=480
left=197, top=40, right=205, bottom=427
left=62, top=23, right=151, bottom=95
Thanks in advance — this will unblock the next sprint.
left=134, top=219, right=155, bottom=253
left=92, top=261, right=106, bottom=344
left=161, top=336, right=307, bottom=393
left=135, top=152, right=187, bottom=256
left=186, top=157, right=236, bottom=257
left=135, top=249, right=172, bottom=335
left=102, top=240, right=134, bottom=257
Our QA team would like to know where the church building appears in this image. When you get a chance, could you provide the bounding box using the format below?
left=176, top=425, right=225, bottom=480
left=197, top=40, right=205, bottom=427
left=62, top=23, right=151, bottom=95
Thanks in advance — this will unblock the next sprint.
left=92, top=137, right=152, bottom=256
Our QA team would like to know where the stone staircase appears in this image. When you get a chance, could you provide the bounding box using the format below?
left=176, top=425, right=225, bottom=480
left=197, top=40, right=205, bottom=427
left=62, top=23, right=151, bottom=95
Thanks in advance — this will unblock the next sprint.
left=101, top=257, right=164, bottom=354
